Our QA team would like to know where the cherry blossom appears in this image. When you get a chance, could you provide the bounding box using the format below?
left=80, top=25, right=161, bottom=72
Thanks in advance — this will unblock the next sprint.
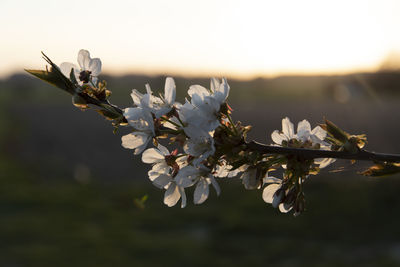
left=60, top=49, right=101, bottom=86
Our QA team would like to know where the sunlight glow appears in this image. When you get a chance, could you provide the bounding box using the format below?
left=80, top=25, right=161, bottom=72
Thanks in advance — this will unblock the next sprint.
left=1, top=0, right=400, bottom=78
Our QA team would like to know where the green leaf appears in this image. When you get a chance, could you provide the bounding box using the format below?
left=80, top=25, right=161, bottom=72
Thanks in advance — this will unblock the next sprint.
left=133, top=194, right=148, bottom=210
left=361, top=162, right=400, bottom=177
left=323, top=119, right=349, bottom=144
left=25, top=52, right=76, bottom=95
left=69, top=68, right=78, bottom=85
left=96, top=109, right=122, bottom=120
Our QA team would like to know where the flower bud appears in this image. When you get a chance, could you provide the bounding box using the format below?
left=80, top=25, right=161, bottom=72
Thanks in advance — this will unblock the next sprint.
left=294, top=194, right=305, bottom=216
left=272, top=188, right=285, bottom=208
left=219, top=102, right=230, bottom=115
left=72, top=94, right=88, bottom=109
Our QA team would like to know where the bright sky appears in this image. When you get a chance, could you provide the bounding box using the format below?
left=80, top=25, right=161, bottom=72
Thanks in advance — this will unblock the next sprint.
left=1, top=0, right=400, bottom=79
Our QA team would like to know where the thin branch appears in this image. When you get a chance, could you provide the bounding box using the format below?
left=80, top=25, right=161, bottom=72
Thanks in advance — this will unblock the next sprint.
left=247, top=141, right=400, bottom=163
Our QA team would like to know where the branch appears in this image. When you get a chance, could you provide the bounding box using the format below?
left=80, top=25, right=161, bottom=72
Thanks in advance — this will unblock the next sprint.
left=247, top=141, right=400, bottom=163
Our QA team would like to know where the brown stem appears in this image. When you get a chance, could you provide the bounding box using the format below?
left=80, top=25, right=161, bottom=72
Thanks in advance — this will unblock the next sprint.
left=247, top=141, right=400, bottom=163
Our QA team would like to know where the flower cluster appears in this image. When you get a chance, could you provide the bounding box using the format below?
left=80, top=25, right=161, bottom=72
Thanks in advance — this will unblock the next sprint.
left=121, top=76, right=233, bottom=207
left=28, top=49, right=390, bottom=216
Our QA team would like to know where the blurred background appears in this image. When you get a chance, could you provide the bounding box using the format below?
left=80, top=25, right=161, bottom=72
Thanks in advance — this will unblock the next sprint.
left=1, top=0, right=400, bottom=266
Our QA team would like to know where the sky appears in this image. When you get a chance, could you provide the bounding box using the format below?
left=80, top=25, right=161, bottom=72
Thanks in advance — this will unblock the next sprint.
left=1, top=0, right=400, bottom=79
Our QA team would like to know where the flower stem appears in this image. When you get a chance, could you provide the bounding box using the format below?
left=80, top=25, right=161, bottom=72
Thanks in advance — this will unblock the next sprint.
left=160, top=117, right=181, bottom=129
left=226, top=113, right=238, bottom=135
left=247, top=141, right=400, bottom=163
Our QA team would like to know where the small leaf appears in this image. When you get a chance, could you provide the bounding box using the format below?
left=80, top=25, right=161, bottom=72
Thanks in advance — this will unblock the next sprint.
left=323, top=119, right=349, bottom=144
left=72, top=94, right=89, bottom=109
left=96, top=109, right=121, bottom=120
left=25, top=52, right=76, bottom=95
left=69, top=68, right=78, bottom=85
left=361, top=162, right=400, bottom=177
left=133, top=194, right=148, bottom=210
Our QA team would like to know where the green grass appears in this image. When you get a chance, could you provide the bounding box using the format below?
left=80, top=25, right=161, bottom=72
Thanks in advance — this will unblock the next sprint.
left=2, top=157, right=400, bottom=266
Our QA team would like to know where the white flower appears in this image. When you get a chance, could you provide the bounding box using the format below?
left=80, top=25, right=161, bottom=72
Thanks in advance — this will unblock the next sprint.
left=183, top=126, right=215, bottom=166
left=130, top=77, right=176, bottom=118
left=175, top=165, right=220, bottom=205
left=164, top=182, right=186, bottom=208
left=296, top=119, right=328, bottom=147
left=213, top=160, right=241, bottom=178
left=271, top=117, right=296, bottom=145
left=60, top=49, right=102, bottom=86
left=121, top=107, right=155, bottom=155
left=295, top=119, right=336, bottom=168
left=271, top=117, right=336, bottom=168
left=188, top=78, right=230, bottom=107
left=142, top=144, right=172, bottom=186
left=177, top=99, right=220, bottom=132
left=142, top=145, right=188, bottom=208
left=180, top=78, right=230, bottom=132
left=240, top=167, right=261, bottom=190
left=262, top=176, right=292, bottom=213
left=210, top=77, right=230, bottom=105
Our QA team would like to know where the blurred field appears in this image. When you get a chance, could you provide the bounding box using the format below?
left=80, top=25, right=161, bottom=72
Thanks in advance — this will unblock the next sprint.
left=1, top=72, right=400, bottom=266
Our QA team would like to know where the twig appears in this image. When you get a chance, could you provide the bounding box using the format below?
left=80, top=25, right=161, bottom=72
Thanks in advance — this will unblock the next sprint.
left=247, top=141, right=400, bottom=163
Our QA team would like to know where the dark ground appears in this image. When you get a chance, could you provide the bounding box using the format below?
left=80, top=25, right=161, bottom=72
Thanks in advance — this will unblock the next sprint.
left=1, top=72, right=400, bottom=266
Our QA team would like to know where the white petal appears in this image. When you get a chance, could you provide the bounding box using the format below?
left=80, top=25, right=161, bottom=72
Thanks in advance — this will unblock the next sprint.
left=154, top=107, right=172, bottom=119
left=262, top=184, right=281, bottom=204
left=263, top=176, right=281, bottom=185
left=91, top=77, right=98, bottom=86
left=272, top=191, right=283, bottom=208
left=282, top=117, right=294, bottom=139
left=124, top=107, right=143, bottom=121
left=208, top=175, right=220, bottom=196
left=311, top=126, right=327, bottom=140
left=175, top=175, right=196, bottom=188
left=164, top=183, right=181, bottom=207
left=271, top=130, right=286, bottom=145
left=194, top=178, right=209, bottom=204
left=279, top=203, right=292, bottom=213
left=145, top=83, right=152, bottom=95
left=162, top=117, right=179, bottom=130
left=153, top=162, right=169, bottom=172
left=188, top=85, right=210, bottom=99
left=175, top=166, right=199, bottom=187
left=148, top=166, right=170, bottom=181
left=213, top=78, right=230, bottom=104
left=59, top=62, right=78, bottom=78
left=221, top=78, right=230, bottom=100
left=88, top=58, right=101, bottom=76
left=213, top=163, right=230, bottom=178
left=123, top=107, right=154, bottom=133
left=164, top=77, right=176, bottom=105
left=130, top=89, right=143, bottom=106
left=210, top=78, right=220, bottom=93
left=121, top=132, right=150, bottom=155
left=177, top=102, right=196, bottom=123
left=184, top=125, right=208, bottom=139
left=157, top=144, right=170, bottom=156
left=152, top=174, right=172, bottom=189
left=178, top=187, right=187, bottom=208
left=176, top=155, right=189, bottom=168
left=203, top=96, right=221, bottom=112
left=77, top=49, right=90, bottom=70
left=297, top=119, right=311, bottom=141
left=191, top=93, right=205, bottom=107
left=142, top=148, right=164, bottom=163
left=241, top=169, right=258, bottom=190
